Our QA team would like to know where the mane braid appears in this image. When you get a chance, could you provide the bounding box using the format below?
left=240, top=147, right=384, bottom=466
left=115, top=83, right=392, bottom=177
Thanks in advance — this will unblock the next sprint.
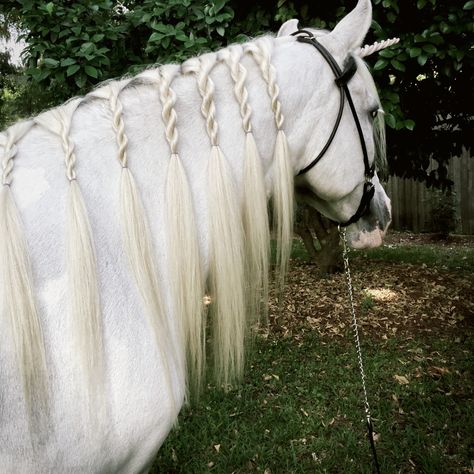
left=245, top=38, right=294, bottom=289
left=219, top=45, right=270, bottom=321
left=35, top=99, right=105, bottom=418
left=0, top=121, right=48, bottom=428
left=182, top=53, right=246, bottom=386
left=159, top=65, right=205, bottom=399
left=107, top=81, right=178, bottom=412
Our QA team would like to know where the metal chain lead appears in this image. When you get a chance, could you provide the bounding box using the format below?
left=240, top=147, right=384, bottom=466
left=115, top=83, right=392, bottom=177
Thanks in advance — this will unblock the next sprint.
left=339, top=226, right=381, bottom=473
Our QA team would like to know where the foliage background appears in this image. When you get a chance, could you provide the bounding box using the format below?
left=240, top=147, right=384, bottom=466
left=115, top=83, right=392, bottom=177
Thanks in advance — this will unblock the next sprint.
left=0, top=0, right=472, bottom=187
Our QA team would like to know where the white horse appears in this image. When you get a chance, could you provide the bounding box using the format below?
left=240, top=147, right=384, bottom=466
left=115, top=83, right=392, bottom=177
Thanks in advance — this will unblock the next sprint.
left=0, top=0, right=393, bottom=471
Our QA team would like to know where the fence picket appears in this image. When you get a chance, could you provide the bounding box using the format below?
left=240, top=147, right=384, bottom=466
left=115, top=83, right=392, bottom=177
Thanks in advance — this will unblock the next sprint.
left=386, top=150, right=473, bottom=234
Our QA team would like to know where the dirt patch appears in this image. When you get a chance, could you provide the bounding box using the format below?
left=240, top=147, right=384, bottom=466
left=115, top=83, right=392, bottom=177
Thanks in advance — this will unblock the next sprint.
left=267, top=256, right=474, bottom=342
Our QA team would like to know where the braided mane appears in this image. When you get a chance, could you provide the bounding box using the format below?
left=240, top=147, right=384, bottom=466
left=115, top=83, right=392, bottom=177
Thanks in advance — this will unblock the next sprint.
left=0, top=35, right=294, bottom=417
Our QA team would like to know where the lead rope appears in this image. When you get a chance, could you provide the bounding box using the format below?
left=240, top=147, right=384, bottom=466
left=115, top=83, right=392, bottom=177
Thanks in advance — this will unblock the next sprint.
left=339, top=226, right=381, bottom=474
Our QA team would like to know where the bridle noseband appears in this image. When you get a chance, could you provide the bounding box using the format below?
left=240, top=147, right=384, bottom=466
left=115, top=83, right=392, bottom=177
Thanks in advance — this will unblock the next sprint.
left=292, top=30, right=376, bottom=227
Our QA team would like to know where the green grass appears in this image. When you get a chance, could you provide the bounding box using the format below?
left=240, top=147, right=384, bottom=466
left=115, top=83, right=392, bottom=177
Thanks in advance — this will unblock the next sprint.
left=358, top=244, right=474, bottom=272
left=153, top=334, right=473, bottom=473
left=152, top=240, right=473, bottom=472
left=288, top=238, right=474, bottom=272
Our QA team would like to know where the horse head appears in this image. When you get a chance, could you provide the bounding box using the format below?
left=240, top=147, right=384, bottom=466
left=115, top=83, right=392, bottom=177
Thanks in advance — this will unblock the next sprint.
left=275, top=0, right=392, bottom=249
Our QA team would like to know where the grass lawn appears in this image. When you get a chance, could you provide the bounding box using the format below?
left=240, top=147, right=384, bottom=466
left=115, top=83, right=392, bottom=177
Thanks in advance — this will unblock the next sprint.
left=153, top=234, right=473, bottom=473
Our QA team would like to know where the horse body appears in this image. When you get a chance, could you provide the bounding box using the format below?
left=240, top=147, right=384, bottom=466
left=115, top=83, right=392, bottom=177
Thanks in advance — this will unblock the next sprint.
left=0, top=0, right=391, bottom=471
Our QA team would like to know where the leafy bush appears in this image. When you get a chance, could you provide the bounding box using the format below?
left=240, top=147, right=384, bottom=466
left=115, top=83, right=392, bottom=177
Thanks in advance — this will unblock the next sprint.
left=1, top=0, right=472, bottom=188
left=427, top=188, right=456, bottom=236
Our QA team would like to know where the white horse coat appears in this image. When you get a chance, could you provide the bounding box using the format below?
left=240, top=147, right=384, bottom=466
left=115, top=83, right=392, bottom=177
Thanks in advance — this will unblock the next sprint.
left=0, top=1, right=391, bottom=472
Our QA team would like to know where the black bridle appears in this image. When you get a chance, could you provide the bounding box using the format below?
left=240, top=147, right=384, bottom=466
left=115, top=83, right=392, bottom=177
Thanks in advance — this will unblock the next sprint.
left=292, top=30, right=376, bottom=227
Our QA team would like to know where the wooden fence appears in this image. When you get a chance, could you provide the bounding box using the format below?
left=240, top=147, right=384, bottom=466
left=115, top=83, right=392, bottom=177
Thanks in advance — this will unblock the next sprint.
left=384, top=148, right=473, bottom=235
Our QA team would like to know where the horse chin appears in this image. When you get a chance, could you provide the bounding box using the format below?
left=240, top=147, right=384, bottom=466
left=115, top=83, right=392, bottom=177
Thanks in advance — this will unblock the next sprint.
left=346, top=225, right=386, bottom=249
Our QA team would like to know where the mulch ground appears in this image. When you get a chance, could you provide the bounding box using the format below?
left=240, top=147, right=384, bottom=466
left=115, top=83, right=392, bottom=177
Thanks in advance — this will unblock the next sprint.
left=267, top=233, right=474, bottom=342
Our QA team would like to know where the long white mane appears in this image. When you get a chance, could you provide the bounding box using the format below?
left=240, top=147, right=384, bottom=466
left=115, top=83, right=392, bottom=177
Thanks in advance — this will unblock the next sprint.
left=0, top=35, right=294, bottom=423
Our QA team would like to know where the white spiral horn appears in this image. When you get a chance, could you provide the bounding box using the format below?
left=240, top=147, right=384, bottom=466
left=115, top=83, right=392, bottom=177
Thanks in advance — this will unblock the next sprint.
left=357, top=37, right=400, bottom=58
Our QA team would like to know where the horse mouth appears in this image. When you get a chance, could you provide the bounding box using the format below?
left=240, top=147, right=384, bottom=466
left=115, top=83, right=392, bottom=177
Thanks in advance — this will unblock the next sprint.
left=347, top=210, right=391, bottom=249
left=348, top=227, right=385, bottom=249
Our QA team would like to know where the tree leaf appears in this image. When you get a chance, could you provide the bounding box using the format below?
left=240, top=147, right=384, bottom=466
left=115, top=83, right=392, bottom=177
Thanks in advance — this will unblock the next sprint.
left=423, top=44, right=437, bottom=54
left=43, top=57, right=59, bottom=67
left=409, top=47, right=422, bottom=58
left=374, top=59, right=388, bottom=70
left=149, top=32, right=164, bottom=42
left=45, top=2, right=54, bottom=14
left=417, top=54, right=428, bottom=66
left=385, top=113, right=397, bottom=129
left=379, top=49, right=395, bottom=58
left=91, top=33, right=105, bottom=43
left=152, top=23, right=169, bottom=33
left=404, top=119, right=416, bottom=131
left=66, top=64, right=80, bottom=76
left=84, top=65, right=98, bottom=78
left=214, top=0, right=226, bottom=13
left=391, top=59, right=406, bottom=72
left=75, top=73, right=87, bottom=89
left=61, top=58, right=76, bottom=67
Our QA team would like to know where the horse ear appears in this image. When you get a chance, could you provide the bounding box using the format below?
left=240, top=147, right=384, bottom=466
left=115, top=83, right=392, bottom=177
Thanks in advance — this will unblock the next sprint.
left=277, top=19, right=299, bottom=37
left=330, top=0, right=372, bottom=51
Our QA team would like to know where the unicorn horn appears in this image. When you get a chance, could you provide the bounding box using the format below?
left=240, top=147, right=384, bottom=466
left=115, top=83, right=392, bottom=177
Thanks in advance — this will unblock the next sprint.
left=357, top=37, right=400, bottom=58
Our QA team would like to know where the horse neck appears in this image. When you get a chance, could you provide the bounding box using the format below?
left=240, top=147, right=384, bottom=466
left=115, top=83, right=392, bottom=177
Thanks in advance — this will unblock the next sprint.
left=270, top=36, right=340, bottom=177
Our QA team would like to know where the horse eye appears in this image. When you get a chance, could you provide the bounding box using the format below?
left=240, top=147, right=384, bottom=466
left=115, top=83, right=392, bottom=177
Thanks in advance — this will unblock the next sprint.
left=370, top=109, right=378, bottom=119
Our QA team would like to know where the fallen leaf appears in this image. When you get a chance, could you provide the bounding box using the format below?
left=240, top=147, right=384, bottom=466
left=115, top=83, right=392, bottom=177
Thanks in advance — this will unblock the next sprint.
left=393, top=375, right=410, bottom=385
left=428, top=366, right=450, bottom=377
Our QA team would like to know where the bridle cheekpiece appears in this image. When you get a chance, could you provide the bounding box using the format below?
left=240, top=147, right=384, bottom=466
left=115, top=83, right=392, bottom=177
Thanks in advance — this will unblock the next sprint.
left=292, top=29, right=376, bottom=227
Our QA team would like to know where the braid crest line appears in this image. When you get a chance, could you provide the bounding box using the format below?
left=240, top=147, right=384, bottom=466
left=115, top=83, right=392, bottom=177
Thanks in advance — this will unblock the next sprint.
left=245, top=38, right=284, bottom=130
left=219, top=46, right=252, bottom=134
left=109, top=83, right=129, bottom=168
left=159, top=66, right=180, bottom=154
left=1, top=121, right=34, bottom=186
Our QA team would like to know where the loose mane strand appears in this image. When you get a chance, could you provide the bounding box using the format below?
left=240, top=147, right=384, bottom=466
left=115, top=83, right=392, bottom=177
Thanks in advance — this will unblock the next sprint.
left=246, top=38, right=294, bottom=289
left=158, top=64, right=206, bottom=399
left=35, top=99, right=105, bottom=416
left=182, top=53, right=247, bottom=386
left=107, top=81, right=178, bottom=412
left=219, top=45, right=271, bottom=321
left=0, top=121, right=48, bottom=425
